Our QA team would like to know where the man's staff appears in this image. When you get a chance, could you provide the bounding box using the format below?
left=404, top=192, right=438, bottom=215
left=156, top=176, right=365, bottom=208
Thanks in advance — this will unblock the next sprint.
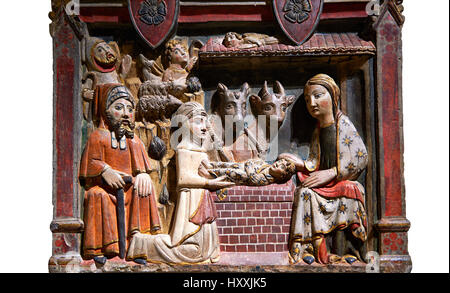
left=117, top=176, right=133, bottom=259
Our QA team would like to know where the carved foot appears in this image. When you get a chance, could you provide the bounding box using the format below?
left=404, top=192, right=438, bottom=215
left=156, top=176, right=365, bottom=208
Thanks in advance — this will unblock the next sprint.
left=302, top=253, right=315, bottom=265
left=133, top=258, right=148, bottom=265
left=93, top=256, right=107, bottom=265
left=328, top=254, right=343, bottom=264
left=289, top=242, right=302, bottom=264
left=344, top=255, right=357, bottom=265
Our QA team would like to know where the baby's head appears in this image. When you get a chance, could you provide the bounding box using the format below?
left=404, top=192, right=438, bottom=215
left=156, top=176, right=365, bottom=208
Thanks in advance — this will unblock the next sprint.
left=268, top=158, right=296, bottom=183
left=222, top=32, right=243, bottom=48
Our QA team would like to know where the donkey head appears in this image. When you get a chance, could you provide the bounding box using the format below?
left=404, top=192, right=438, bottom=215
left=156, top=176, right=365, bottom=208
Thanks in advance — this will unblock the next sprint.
left=210, top=82, right=250, bottom=131
left=249, top=81, right=295, bottom=129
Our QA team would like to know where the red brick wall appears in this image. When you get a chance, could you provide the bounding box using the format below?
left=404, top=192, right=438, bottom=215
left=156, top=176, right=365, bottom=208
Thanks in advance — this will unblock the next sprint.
left=214, top=180, right=296, bottom=253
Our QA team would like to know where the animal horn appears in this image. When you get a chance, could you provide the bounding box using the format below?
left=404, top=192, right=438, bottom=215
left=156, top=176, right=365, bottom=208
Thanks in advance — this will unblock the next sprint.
left=274, top=81, right=285, bottom=96
left=217, top=83, right=228, bottom=92
left=258, top=81, right=270, bottom=100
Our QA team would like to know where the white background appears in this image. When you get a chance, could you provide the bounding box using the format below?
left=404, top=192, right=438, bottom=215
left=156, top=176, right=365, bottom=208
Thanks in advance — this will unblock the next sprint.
left=0, top=1, right=448, bottom=273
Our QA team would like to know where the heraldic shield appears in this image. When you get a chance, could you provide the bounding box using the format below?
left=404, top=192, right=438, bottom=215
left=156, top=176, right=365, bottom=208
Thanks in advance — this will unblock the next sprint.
left=273, top=0, right=324, bottom=46
left=129, top=0, right=180, bottom=48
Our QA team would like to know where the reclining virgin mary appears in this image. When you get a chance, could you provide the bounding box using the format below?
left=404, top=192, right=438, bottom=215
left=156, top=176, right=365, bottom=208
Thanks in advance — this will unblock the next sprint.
left=280, top=74, right=369, bottom=265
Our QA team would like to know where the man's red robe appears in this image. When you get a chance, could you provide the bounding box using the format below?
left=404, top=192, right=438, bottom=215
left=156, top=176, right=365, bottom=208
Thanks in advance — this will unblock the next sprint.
left=79, top=84, right=161, bottom=259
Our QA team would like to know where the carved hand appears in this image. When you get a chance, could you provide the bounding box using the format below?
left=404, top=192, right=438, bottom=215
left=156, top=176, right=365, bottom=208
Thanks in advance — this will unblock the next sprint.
left=201, top=159, right=213, bottom=169
left=206, top=176, right=235, bottom=191
left=171, top=78, right=187, bottom=90
left=120, top=54, right=132, bottom=78
left=246, top=37, right=262, bottom=46
left=102, top=167, right=129, bottom=190
left=277, top=153, right=305, bottom=171
left=198, top=163, right=213, bottom=179
left=134, top=173, right=153, bottom=198
left=82, top=89, right=95, bottom=101
left=186, top=56, right=198, bottom=71
left=302, top=168, right=337, bottom=188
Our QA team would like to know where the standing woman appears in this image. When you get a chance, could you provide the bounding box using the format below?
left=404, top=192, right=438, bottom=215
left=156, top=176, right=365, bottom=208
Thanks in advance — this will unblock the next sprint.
left=280, top=74, right=369, bottom=265
left=127, top=102, right=234, bottom=264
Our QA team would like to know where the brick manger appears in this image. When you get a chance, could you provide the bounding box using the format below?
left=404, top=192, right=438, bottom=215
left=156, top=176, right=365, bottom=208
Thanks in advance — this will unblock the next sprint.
left=213, top=180, right=296, bottom=264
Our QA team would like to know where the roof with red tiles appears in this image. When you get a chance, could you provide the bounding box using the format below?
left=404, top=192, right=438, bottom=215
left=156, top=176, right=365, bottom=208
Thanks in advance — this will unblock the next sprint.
left=199, top=33, right=376, bottom=58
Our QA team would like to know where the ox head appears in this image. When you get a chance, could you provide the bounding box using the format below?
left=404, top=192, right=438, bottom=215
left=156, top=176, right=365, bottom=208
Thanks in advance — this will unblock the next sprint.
left=249, top=81, right=295, bottom=129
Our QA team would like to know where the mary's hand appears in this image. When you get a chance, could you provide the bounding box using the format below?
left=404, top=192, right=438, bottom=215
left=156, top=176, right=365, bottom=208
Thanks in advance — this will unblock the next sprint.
left=302, top=168, right=337, bottom=188
left=277, top=153, right=305, bottom=171
left=134, top=173, right=153, bottom=198
left=206, top=176, right=235, bottom=191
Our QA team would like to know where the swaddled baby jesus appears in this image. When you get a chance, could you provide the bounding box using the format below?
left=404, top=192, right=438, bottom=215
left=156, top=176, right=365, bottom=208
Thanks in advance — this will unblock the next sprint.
left=198, top=154, right=303, bottom=187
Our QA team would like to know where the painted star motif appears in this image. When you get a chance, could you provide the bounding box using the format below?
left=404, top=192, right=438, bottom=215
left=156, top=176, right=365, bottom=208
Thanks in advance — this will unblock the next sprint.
left=338, top=202, right=348, bottom=214
left=342, top=135, right=353, bottom=147
left=303, top=213, right=312, bottom=225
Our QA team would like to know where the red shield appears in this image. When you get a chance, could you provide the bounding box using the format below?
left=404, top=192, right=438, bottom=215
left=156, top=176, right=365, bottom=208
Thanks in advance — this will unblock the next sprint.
left=128, top=0, right=180, bottom=48
left=273, top=0, right=324, bottom=46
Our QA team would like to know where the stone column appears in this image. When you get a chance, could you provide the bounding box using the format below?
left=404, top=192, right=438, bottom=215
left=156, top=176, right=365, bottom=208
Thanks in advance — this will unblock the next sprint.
left=48, top=1, right=85, bottom=272
left=373, top=0, right=412, bottom=273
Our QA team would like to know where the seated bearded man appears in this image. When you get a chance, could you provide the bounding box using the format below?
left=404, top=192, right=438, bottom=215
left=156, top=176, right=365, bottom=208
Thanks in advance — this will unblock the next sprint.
left=79, top=84, right=161, bottom=265
left=280, top=74, right=369, bottom=265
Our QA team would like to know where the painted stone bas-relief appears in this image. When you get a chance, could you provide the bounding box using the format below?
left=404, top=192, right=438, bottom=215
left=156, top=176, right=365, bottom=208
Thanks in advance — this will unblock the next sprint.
left=127, top=102, right=234, bottom=264
left=134, top=38, right=205, bottom=235
left=81, top=36, right=132, bottom=125
left=79, top=84, right=161, bottom=265
left=282, top=74, right=368, bottom=265
left=50, top=0, right=410, bottom=273
left=222, top=32, right=279, bottom=49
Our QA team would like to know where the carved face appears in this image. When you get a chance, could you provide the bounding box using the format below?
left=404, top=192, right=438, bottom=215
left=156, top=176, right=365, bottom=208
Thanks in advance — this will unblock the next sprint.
left=219, top=90, right=248, bottom=123
left=259, top=96, right=290, bottom=127
left=304, top=84, right=333, bottom=120
left=92, top=42, right=117, bottom=70
left=212, top=83, right=250, bottom=133
left=268, top=159, right=294, bottom=182
left=250, top=81, right=295, bottom=129
left=188, top=114, right=208, bottom=141
left=169, top=44, right=188, bottom=67
left=223, top=33, right=242, bottom=48
left=106, top=98, right=135, bottom=138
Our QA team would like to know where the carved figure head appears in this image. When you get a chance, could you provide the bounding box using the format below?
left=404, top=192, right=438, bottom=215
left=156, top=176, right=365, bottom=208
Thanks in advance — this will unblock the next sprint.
left=304, top=74, right=340, bottom=119
left=173, top=101, right=207, bottom=121
left=104, top=85, right=136, bottom=139
left=222, top=32, right=243, bottom=48
left=165, top=39, right=189, bottom=68
left=86, top=37, right=118, bottom=72
left=210, top=82, right=250, bottom=132
left=268, top=158, right=296, bottom=183
left=249, top=81, right=295, bottom=129
left=172, top=102, right=209, bottom=145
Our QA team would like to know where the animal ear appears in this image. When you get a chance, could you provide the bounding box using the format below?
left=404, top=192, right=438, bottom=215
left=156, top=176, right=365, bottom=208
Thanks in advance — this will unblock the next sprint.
left=249, top=94, right=261, bottom=106
left=217, top=83, right=228, bottom=92
left=240, top=82, right=250, bottom=96
left=286, top=95, right=295, bottom=106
